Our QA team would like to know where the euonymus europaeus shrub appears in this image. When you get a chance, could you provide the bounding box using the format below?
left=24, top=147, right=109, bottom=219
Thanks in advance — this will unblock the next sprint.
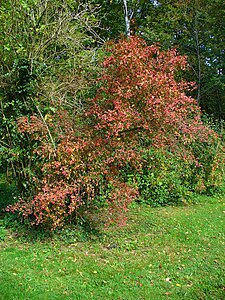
left=5, top=36, right=225, bottom=230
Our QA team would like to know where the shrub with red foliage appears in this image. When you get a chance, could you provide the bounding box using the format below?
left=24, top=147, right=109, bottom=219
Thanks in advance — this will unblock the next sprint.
left=91, top=36, right=214, bottom=150
left=7, top=36, right=217, bottom=229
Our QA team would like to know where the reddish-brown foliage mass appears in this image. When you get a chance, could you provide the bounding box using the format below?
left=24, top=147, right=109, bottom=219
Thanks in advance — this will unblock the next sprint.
left=7, top=36, right=216, bottom=229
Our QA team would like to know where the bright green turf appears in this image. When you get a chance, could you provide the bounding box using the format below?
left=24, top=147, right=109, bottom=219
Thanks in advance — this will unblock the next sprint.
left=0, top=196, right=224, bottom=299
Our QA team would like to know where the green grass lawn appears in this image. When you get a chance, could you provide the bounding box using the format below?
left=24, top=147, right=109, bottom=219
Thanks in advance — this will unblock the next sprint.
left=0, top=196, right=224, bottom=300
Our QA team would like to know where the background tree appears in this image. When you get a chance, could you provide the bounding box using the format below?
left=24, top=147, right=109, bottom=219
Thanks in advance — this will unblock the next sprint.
left=143, top=0, right=225, bottom=119
left=0, top=0, right=101, bottom=193
left=91, top=0, right=156, bottom=39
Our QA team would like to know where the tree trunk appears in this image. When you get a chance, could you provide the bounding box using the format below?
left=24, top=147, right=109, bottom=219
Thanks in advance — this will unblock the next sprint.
left=123, top=0, right=130, bottom=36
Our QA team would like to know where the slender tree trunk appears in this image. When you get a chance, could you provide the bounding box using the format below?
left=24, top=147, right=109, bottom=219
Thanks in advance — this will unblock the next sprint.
left=194, top=0, right=201, bottom=105
left=123, top=0, right=130, bottom=36
left=194, top=20, right=201, bottom=105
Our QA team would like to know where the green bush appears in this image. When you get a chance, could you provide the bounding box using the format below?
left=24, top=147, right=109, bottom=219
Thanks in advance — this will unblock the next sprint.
left=131, top=149, right=190, bottom=207
left=124, top=141, right=225, bottom=207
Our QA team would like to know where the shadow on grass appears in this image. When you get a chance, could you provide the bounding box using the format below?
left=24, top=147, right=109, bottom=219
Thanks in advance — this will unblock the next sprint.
left=3, top=215, right=103, bottom=244
left=0, top=174, right=102, bottom=244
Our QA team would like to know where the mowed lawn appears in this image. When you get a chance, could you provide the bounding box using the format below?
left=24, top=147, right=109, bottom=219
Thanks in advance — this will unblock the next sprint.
left=0, top=196, right=224, bottom=300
